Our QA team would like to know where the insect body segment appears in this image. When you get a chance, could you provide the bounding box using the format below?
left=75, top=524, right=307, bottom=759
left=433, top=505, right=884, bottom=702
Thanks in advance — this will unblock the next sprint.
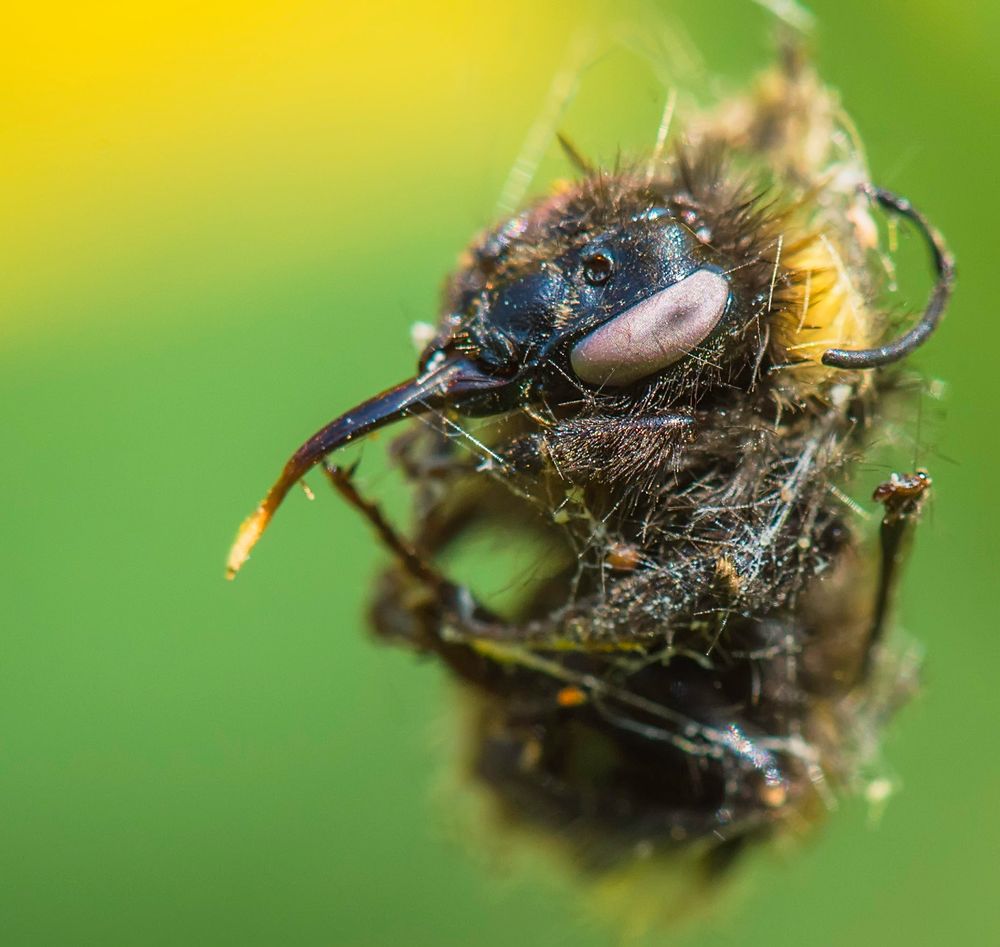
left=228, top=52, right=951, bottom=878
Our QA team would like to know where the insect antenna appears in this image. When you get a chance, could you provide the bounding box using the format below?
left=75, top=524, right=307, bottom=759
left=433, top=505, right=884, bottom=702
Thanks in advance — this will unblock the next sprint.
left=822, top=185, right=955, bottom=369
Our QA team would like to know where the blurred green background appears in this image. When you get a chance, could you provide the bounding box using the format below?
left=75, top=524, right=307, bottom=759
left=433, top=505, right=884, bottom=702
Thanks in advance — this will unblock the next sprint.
left=3, top=1, right=996, bottom=944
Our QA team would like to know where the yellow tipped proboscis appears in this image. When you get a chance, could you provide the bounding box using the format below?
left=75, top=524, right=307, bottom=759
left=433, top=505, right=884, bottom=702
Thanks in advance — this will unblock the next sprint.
left=226, top=506, right=271, bottom=579
left=225, top=357, right=507, bottom=578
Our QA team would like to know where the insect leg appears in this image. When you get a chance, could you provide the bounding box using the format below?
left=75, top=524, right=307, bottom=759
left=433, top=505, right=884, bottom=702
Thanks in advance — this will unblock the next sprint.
left=323, top=463, right=536, bottom=690
left=864, top=469, right=932, bottom=673
left=322, top=462, right=457, bottom=601
left=321, top=462, right=570, bottom=640
left=497, top=413, right=695, bottom=482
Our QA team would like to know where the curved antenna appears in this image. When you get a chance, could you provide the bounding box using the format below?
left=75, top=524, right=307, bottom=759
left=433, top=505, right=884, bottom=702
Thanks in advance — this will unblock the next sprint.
left=821, top=184, right=955, bottom=369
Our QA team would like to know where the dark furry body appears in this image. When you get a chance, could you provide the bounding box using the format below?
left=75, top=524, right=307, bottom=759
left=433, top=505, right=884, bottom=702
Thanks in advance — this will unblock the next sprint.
left=364, top=159, right=888, bottom=867
left=371, top=385, right=877, bottom=869
left=224, top=48, right=945, bottom=883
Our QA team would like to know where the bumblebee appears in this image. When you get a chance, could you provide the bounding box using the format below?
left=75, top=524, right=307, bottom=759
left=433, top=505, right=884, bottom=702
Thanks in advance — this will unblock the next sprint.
left=227, top=47, right=952, bottom=880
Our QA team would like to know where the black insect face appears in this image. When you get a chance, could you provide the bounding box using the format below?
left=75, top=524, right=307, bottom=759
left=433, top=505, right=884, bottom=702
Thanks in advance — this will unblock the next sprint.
left=225, top=195, right=763, bottom=577
left=421, top=209, right=741, bottom=411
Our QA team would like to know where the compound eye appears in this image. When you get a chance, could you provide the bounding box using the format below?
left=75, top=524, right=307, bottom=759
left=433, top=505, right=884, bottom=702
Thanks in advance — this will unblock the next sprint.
left=570, top=268, right=729, bottom=386
left=582, top=250, right=615, bottom=286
